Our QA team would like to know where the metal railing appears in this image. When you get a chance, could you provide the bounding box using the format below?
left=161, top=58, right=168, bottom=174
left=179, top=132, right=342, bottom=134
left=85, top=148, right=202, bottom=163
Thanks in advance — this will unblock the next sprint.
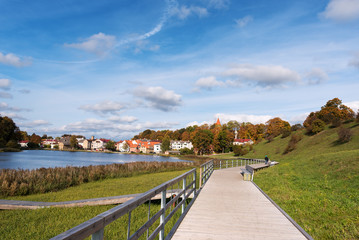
left=199, top=160, right=214, bottom=187
left=212, top=158, right=265, bottom=169
left=51, top=169, right=198, bottom=240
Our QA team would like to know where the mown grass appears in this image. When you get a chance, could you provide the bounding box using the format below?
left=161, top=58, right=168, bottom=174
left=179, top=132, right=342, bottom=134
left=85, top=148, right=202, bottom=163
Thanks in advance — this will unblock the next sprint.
left=0, top=169, right=192, bottom=239
left=246, top=122, right=359, bottom=239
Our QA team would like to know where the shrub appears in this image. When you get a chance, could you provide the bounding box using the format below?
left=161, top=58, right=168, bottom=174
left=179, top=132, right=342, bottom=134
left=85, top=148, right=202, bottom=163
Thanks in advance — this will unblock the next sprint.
left=281, top=129, right=291, bottom=138
left=283, top=133, right=302, bottom=154
left=180, top=148, right=194, bottom=155
left=337, top=127, right=352, bottom=143
left=233, top=145, right=249, bottom=156
left=311, top=119, right=325, bottom=134
left=331, top=117, right=342, bottom=128
left=291, top=124, right=303, bottom=131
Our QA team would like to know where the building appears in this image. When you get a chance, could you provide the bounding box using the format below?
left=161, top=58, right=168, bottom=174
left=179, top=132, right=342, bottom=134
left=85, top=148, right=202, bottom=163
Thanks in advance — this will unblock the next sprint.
left=233, top=139, right=254, bottom=145
left=91, top=139, right=110, bottom=151
left=153, top=143, right=161, bottom=154
left=170, top=140, right=193, bottom=150
left=19, top=140, right=29, bottom=148
left=58, top=136, right=71, bottom=150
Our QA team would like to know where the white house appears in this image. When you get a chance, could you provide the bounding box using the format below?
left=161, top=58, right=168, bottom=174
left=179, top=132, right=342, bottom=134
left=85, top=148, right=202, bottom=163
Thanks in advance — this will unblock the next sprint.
left=233, top=139, right=254, bottom=145
left=91, top=139, right=110, bottom=150
left=170, top=140, right=193, bottom=150
left=154, top=143, right=161, bottom=154
left=19, top=140, right=28, bottom=148
left=116, top=141, right=130, bottom=152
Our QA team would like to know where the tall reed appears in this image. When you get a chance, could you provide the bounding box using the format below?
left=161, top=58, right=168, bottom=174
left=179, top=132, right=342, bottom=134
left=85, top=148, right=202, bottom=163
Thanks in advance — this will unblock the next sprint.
left=0, top=161, right=193, bottom=197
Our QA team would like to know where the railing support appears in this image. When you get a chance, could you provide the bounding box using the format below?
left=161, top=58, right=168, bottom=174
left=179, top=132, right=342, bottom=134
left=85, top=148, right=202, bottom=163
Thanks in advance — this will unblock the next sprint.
left=159, top=189, right=166, bottom=240
left=91, top=229, right=104, bottom=240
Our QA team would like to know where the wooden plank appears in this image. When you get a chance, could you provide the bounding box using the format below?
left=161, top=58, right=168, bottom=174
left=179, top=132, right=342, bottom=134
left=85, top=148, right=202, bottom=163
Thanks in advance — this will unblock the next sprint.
left=172, top=167, right=309, bottom=240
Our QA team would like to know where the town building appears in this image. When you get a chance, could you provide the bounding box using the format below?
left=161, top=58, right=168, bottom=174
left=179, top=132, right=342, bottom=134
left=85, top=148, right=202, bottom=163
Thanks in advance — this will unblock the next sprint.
left=170, top=140, right=193, bottom=150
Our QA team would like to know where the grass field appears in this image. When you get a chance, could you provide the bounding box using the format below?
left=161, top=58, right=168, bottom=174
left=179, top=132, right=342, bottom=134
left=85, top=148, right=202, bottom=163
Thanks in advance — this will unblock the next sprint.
left=0, top=169, right=192, bottom=239
left=245, top=122, right=359, bottom=239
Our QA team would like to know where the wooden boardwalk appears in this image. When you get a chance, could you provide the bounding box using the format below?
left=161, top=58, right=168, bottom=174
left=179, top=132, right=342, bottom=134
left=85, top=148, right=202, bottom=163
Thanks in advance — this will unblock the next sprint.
left=172, top=166, right=307, bottom=240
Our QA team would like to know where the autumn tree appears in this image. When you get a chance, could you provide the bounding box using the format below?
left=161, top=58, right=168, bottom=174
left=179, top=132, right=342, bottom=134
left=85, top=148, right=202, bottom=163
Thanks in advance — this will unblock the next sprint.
left=317, top=98, right=355, bottom=125
left=192, top=129, right=213, bottom=155
left=265, top=117, right=291, bottom=140
left=29, top=133, right=41, bottom=144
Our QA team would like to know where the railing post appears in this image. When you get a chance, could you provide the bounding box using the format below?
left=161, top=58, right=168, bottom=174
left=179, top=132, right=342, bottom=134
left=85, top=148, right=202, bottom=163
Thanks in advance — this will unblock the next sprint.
left=226, top=160, right=228, bottom=168
left=220, top=160, right=222, bottom=169
left=127, top=211, right=131, bottom=240
left=159, top=189, right=166, bottom=240
left=232, top=160, right=233, bottom=168
left=193, top=171, right=196, bottom=196
left=92, top=229, right=104, bottom=240
left=182, top=178, right=186, bottom=214
left=199, top=166, right=202, bottom=187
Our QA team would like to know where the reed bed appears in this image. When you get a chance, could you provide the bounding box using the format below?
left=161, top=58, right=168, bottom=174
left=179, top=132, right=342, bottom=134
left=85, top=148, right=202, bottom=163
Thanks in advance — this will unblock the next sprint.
left=0, top=161, right=193, bottom=197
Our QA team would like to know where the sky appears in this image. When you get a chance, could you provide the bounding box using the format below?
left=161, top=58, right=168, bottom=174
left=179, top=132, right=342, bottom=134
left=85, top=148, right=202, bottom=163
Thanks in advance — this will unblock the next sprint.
left=1, top=0, right=359, bottom=140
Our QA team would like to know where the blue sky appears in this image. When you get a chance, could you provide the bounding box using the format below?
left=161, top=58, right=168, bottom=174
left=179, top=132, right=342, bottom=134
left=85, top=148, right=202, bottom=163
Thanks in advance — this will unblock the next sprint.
left=1, top=0, right=359, bottom=139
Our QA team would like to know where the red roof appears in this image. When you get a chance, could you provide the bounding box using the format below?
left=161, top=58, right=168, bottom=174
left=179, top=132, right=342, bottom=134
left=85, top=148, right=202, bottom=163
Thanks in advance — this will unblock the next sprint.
left=234, top=139, right=251, bottom=143
left=216, top=118, right=221, bottom=125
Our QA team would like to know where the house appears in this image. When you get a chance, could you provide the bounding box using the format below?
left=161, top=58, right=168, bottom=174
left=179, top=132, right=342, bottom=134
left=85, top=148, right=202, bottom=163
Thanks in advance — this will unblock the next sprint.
left=82, top=139, right=93, bottom=150
left=41, top=139, right=58, bottom=149
left=153, top=143, right=161, bottom=154
left=91, top=139, right=110, bottom=151
left=58, top=136, right=71, bottom=150
left=233, top=139, right=254, bottom=145
left=19, top=140, right=29, bottom=148
left=116, top=141, right=129, bottom=152
left=170, top=140, right=193, bottom=150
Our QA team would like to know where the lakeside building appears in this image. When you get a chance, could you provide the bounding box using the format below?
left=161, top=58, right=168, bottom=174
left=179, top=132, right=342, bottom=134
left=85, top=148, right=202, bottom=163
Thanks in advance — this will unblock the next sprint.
left=19, top=140, right=29, bottom=148
left=170, top=140, right=193, bottom=150
left=233, top=139, right=254, bottom=145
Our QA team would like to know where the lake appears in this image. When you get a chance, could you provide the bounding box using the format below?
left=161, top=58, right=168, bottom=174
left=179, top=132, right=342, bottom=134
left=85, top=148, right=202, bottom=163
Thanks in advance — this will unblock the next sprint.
left=0, top=150, right=187, bottom=170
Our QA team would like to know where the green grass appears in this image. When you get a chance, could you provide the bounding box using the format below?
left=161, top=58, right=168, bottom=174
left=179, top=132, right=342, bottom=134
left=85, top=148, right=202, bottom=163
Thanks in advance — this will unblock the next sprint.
left=0, top=169, right=191, bottom=239
left=245, top=122, right=359, bottom=239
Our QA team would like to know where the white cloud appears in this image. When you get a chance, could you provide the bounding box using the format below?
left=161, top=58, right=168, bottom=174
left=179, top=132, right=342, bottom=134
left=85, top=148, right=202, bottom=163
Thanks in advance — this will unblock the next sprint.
left=215, top=113, right=273, bottom=125
left=344, top=100, right=359, bottom=112
left=170, top=5, right=208, bottom=19
left=79, top=101, right=125, bottom=115
left=289, top=113, right=309, bottom=124
left=186, top=120, right=210, bottom=127
left=223, top=64, right=301, bottom=87
left=0, top=112, right=26, bottom=120
left=306, top=68, right=328, bottom=85
left=0, top=92, right=12, bottom=99
left=21, top=120, right=51, bottom=128
left=195, top=76, right=225, bottom=90
left=207, top=0, right=230, bottom=9
left=133, top=86, right=182, bottom=112
left=321, top=0, right=359, bottom=22
left=0, top=52, right=31, bottom=67
left=108, top=115, right=138, bottom=123
left=65, top=32, right=116, bottom=55
left=235, top=16, right=253, bottom=28
left=0, top=79, right=11, bottom=89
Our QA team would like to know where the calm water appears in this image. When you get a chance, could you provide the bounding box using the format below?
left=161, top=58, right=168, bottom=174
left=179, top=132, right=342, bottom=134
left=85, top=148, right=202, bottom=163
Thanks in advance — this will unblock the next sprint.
left=0, top=150, right=187, bottom=170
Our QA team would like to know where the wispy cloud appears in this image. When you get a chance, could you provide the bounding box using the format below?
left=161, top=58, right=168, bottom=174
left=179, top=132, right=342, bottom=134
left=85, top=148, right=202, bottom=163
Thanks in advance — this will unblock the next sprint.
left=0, top=102, right=30, bottom=112
left=194, top=76, right=225, bottom=90
left=65, top=32, right=116, bottom=55
left=133, top=86, right=182, bottom=112
left=170, top=5, right=208, bottom=19
left=349, top=52, right=359, bottom=68
left=235, top=16, right=253, bottom=28
left=305, top=68, right=328, bottom=85
left=207, top=0, right=230, bottom=9
left=20, top=120, right=52, bottom=128
left=0, top=79, right=11, bottom=89
left=108, top=115, right=138, bottom=123
left=0, top=112, right=27, bottom=120
left=0, top=92, right=13, bottom=99
left=79, top=101, right=125, bottom=115
left=320, top=0, right=359, bottom=22
left=0, top=52, right=32, bottom=67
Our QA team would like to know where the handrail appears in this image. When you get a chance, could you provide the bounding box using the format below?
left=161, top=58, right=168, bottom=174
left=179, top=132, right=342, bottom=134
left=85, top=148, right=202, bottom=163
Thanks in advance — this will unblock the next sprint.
left=199, top=160, right=214, bottom=187
left=51, top=168, right=198, bottom=240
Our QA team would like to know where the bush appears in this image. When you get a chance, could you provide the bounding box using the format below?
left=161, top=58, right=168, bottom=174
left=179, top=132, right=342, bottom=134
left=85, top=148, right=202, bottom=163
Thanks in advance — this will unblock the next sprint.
left=331, top=117, right=342, bottom=128
left=233, top=145, right=249, bottom=156
left=291, top=124, right=303, bottom=131
left=311, top=119, right=326, bottom=134
left=281, top=129, right=291, bottom=138
left=180, top=148, right=194, bottom=155
left=337, top=127, right=352, bottom=143
left=283, top=133, right=302, bottom=154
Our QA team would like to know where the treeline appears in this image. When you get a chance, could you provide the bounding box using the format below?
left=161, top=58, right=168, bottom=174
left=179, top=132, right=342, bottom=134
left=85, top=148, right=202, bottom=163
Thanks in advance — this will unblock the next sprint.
left=0, top=161, right=193, bottom=197
left=0, top=116, right=21, bottom=150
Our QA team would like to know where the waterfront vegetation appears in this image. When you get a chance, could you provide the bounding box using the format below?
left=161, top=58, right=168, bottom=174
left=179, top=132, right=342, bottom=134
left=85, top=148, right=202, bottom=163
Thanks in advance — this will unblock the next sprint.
left=0, top=161, right=194, bottom=197
left=241, top=121, right=359, bottom=239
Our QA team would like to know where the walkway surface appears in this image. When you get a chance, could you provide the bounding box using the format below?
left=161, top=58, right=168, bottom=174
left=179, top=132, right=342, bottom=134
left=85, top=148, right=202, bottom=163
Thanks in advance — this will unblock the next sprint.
left=172, top=167, right=307, bottom=240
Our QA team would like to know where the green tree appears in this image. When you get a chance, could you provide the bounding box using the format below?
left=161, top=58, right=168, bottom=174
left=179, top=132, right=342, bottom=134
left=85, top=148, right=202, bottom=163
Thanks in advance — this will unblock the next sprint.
left=216, top=130, right=230, bottom=153
left=0, top=115, right=21, bottom=148
left=311, top=119, right=325, bottom=134
left=161, top=136, right=171, bottom=153
left=70, top=135, right=78, bottom=149
left=192, top=129, right=214, bottom=155
left=29, top=133, right=41, bottom=144
left=105, top=140, right=116, bottom=151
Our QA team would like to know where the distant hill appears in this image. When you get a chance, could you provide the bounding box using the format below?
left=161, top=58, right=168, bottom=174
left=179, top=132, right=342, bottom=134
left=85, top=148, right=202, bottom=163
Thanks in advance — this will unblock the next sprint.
left=244, top=122, right=359, bottom=239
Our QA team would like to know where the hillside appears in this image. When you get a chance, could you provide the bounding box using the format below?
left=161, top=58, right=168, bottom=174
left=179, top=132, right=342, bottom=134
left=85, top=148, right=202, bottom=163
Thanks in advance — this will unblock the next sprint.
left=244, top=122, right=359, bottom=239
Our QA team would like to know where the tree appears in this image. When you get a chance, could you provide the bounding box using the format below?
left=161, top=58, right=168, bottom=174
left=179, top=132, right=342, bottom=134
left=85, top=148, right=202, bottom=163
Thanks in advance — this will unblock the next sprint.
left=161, top=136, right=171, bottom=153
left=105, top=140, right=116, bottom=151
left=192, top=129, right=213, bottom=155
left=311, top=119, right=325, bottom=134
left=29, top=133, right=41, bottom=144
left=70, top=135, right=78, bottom=149
left=215, top=130, right=230, bottom=153
left=0, top=115, right=21, bottom=148
left=265, top=117, right=291, bottom=139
